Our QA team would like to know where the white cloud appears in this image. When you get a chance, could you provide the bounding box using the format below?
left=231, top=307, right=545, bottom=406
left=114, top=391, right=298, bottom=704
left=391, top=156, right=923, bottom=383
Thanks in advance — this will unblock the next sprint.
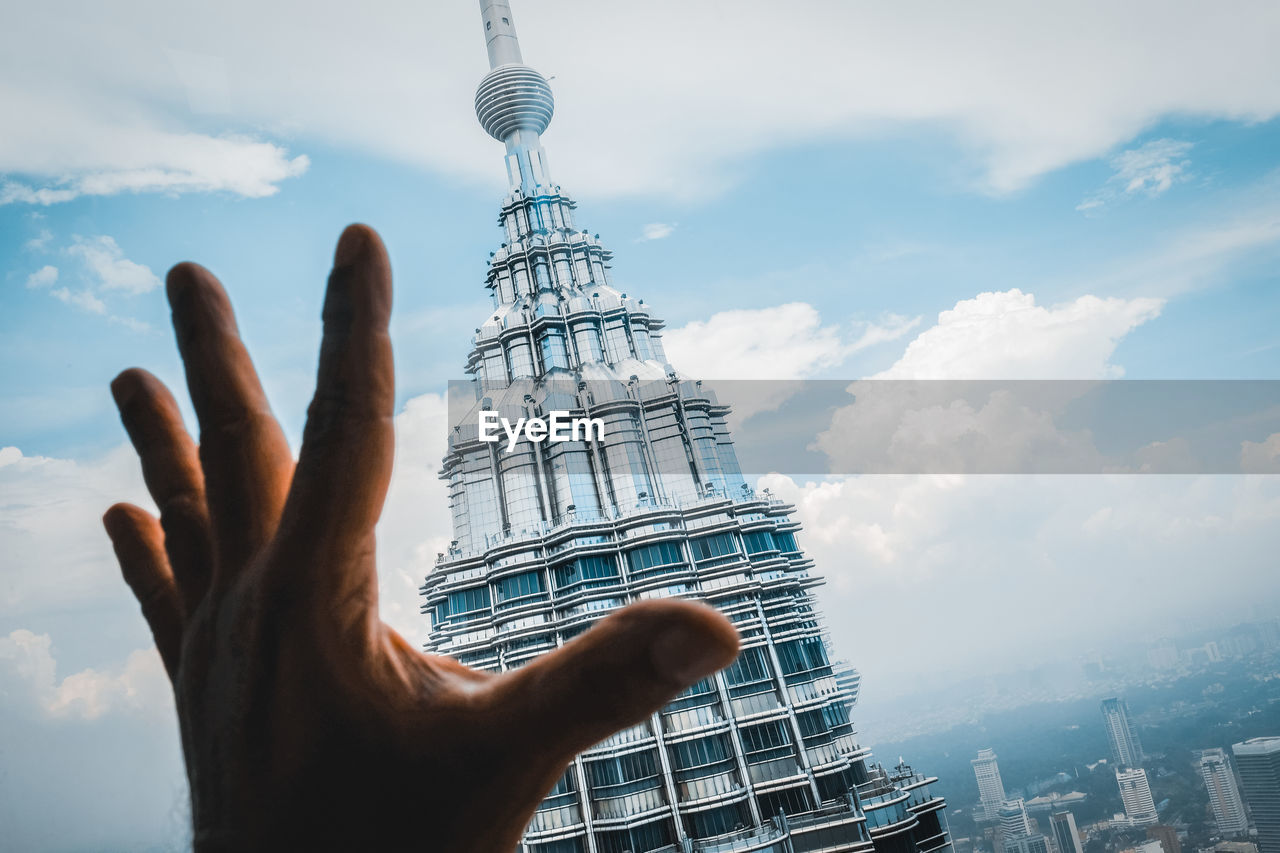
left=0, top=113, right=309, bottom=205
left=377, top=392, right=454, bottom=649
left=763, top=471, right=1280, bottom=702
left=24, top=228, right=52, bottom=252
left=637, top=222, right=676, bottom=241
left=664, top=303, right=919, bottom=381
left=1082, top=209, right=1280, bottom=299
left=51, top=286, right=107, bottom=315
left=109, top=315, right=153, bottom=334
left=0, top=444, right=151, bottom=616
left=68, top=235, right=162, bottom=295
left=1113, top=139, right=1194, bottom=195
left=24, top=264, right=57, bottom=288
left=21, top=236, right=161, bottom=329
left=1078, top=138, right=1194, bottom=211
left=3, top=2, right=1279, bottom=201
left=875, top=288, right=1164, bottom=379
left=1242, top=432, right=1280, bottom=473
left=0, top=629, right=169, bottom=721
left=665, top=303, right=848, bottom=380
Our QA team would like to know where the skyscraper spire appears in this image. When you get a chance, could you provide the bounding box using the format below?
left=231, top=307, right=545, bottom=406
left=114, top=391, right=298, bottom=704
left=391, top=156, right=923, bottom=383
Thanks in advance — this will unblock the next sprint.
left=475, top=0, right=555, bottom=191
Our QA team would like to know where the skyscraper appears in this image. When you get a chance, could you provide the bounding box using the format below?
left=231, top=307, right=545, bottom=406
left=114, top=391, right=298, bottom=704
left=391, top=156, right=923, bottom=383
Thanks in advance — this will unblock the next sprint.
left=973, top=749, right=1008, bottom=822
left=1049, top=811, right=1084, bottom=853
left=1200, top=748, right=1249, bottom=837
left=1233, top=737, right=1280, bottom=853
left=1101, top=698, right=1145, bottom=768
left=999, top=798, right=1033, bottom=841
left=1116, top=767, right=1159, bottom=827
left=418, top=3, right=953, bottom=852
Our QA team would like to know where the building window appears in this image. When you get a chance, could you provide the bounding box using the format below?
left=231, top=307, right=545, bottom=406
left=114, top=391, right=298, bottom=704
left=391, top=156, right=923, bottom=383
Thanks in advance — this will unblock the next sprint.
left=572, top=322, right=604, bottom=363
left=443, top=585, right=491, bottom=623
left=538, top=328, right=570, bottom=371
left=494, top=570, right=546, bottom=608
left=739, top=719, right=794, bottom=764
left=722, top=646, right=772, bottom=687
left=633, top=326, right=654, bottom=360
left=690, top=532, right=738, bottom=562
left=742, top=530, right=777, bottom=554
left=625, top=541, right=685, bottom=578
left=758, top=785, right=815, bottom=819
left=775, top=636, right=830, bottom=676
left=584, top=749, right=661, bottom=799
left=596, top=819, right=674, bottom=853
left=552, top=555, right=619, bottom=591
left=506, top=340, right=535, bottom=379
left=668, top=733, right=735, bottom=782
left=686, top=800, right=750, bottom=839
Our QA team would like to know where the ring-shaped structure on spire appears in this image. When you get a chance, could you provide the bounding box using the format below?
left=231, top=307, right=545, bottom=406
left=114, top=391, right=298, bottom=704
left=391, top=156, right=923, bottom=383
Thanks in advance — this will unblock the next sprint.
left=474, top=64, right=554, bottom=141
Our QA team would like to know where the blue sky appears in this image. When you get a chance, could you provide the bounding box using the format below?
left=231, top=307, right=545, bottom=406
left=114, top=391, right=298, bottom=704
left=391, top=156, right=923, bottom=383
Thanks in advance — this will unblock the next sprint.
left=3, top=1, right=1280, bottom=848
left=6, top=116, right=1279, bottom=461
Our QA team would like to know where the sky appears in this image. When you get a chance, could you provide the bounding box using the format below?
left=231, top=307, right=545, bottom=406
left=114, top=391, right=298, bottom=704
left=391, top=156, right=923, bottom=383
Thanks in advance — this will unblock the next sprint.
left=3, top=0, right=1280, bottom=849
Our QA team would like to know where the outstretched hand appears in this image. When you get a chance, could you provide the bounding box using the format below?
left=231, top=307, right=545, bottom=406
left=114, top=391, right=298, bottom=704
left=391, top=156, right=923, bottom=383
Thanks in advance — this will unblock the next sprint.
left=104, top=224, right=740, bottom=851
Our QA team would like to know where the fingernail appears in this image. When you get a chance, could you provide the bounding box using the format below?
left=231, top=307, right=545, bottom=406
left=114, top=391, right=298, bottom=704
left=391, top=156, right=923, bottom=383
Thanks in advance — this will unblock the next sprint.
left=650, top=624, right=730, bottom=686
left=334, top=225, right=370, bottom=268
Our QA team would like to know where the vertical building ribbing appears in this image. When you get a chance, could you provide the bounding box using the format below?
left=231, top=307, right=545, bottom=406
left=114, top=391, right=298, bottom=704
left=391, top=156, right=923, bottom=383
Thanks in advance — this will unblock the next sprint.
left=1200, top=748, right=1249, bottom=837
left=972, top=749, right=1007, bottom=822
left=420, top=3, right=953, bottom=852
left=1116, top=767, right=1158, bottom=827
left=1101, top=698, right=1144, bottom=769
left=1049, top=811, right=1084, bottom=853
left=1233, top=737, right=1280, bottom=853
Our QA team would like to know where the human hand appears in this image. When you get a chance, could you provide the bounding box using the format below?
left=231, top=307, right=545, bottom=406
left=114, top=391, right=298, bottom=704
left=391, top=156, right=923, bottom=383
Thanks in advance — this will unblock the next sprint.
left=103, top=224, right=740, bottom=851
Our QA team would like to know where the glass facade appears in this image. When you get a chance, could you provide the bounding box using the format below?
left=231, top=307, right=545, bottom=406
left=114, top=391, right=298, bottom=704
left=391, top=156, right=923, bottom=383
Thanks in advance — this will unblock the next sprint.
left=421, top=3, right=953, bottom=851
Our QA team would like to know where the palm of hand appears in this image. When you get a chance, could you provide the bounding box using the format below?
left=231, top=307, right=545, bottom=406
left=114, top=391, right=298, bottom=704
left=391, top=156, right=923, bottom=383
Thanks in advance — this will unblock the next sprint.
left=105, top=225, right=739, bottom=851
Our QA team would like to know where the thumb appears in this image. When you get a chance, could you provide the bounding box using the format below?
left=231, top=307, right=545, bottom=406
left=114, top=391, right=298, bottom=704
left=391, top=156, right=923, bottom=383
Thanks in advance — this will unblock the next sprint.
left=491, top=600, right=740, bottom=760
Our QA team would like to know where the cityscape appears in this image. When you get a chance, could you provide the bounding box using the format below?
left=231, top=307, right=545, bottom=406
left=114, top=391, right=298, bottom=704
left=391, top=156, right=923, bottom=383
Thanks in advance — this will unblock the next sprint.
left=865, top=620, right=1280, bottom=853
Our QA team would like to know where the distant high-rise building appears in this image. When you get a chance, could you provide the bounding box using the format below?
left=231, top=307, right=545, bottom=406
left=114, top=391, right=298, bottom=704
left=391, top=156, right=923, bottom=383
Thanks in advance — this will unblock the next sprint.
left=1234, top=737, right=1280, bottom=853
left=1147, top=825, right=1182, bottom=853
left=1000, top=799, right=1033, bottom=840
left=1117, top=767, right=1159, bottom=827
left=974, top=749, right=1009, bottom=821
left=1201, top=748, right=1250, bottom=836
left=1050, top=811, right=1084, bottom=853
left=1102, top=698, right=1145, bottom=768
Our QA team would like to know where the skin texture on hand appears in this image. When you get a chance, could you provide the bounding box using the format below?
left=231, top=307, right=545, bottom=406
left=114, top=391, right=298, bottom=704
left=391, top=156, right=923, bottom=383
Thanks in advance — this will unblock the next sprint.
left=103, top=224, right=740, bottom=852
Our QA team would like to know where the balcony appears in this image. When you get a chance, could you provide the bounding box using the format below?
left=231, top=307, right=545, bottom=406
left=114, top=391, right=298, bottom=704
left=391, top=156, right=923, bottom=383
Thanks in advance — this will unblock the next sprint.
left=693, top=822, right=789, bottom=853
left=786, top=676, right=841, bottom=707
left=592, top=786, right=666, bottom=821
left=588, top=722, right=653, bottom=752
left=747, top=758, right=804, bottom=785
left=662, top=704, right=726, bottom=734
left=677, top=770, right=742, bottom=803
left=805, top=742, right=845, bottom=769
left=729, top=691, right=781, bottom=718
left=526, top=803, right=582, bottom=835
